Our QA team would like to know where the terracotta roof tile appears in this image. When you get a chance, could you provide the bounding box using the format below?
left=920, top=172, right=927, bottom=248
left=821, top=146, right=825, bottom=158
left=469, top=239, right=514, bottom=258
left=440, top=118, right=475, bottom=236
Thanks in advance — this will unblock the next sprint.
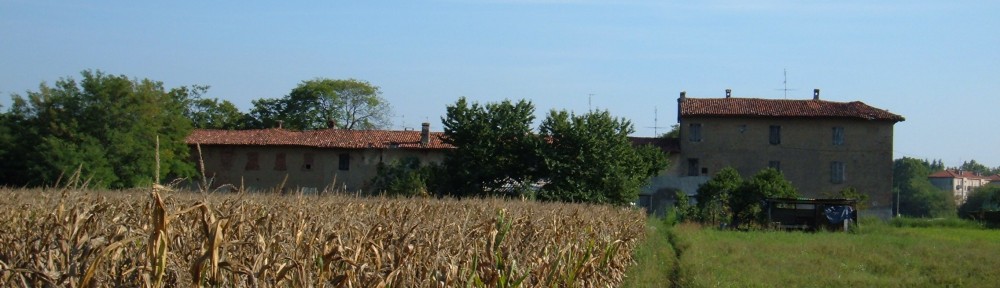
left=680, top=97, right=905, bottom=122
left=928, top=170, right=998, bottom=181
left=186, top=128, right=454, bottom=149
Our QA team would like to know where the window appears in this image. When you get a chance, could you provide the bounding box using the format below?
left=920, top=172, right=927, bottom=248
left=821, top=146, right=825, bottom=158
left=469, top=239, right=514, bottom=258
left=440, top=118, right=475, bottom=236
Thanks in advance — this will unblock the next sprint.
left=832, top=127, right=845, bottom=146
left=769, top=125, right=781, bottom=145
left=274, top=153, right=287, bottom=171
left=245, top=152, right=259, bottom=171
left=338, top=153, right=350, bottom=171
left=688, top=123, right=702, bottom=142
left=831, top=161, right=845, bottom=184
left=302, top=152, right=314, bottom=171
left=687, top=158, right=700, bottom=176
left=220, top=150, right=235, bottom=170
left=768, top=160, right=781, bottom=171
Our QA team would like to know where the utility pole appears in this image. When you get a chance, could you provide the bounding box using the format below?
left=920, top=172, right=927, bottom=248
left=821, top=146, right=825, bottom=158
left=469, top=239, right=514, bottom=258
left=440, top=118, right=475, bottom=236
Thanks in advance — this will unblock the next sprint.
left=588, top=93, right=594, bottom=111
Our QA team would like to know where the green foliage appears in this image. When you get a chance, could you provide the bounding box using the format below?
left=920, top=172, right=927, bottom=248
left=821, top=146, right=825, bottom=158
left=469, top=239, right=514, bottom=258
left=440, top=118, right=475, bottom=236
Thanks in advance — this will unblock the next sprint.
left=958, top=159, right=1000, bottom=176
left=893, top=157, right=956, bottom=217
left=830, top=187, right=870, bottom=210
left=621, top=216, right=677, bottom=287
left=441, top=97, right=540, bottom=197
left=537, top=110, right=668, bottom=206
left=176, top=86, right=246, bottom=130
left=688, top=167, right=798, bottom=229
left=659, top=124, right=679, bottom=139
left=731, top=168, right=798, bottom=228
left=246, top=78, right=392, bottom=130
left=671, top=190, right=695, bottom=223
left=369, top=157, right=436, bottom=197
left=694, top=167, right=740, bottom=226
left=888, top=216, right=983, bottom=229
left=959, top=185, right=1000, bottom=217
left=1, top=70, right=196, bottom=188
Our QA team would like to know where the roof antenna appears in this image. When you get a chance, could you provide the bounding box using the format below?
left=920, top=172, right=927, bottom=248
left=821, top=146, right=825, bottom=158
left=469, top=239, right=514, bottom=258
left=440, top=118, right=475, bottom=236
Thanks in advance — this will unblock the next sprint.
left=646, top=106, right=667, bottom=136
left=774, top=68, right=796, bottom=99
left=588, top=93, right=595, bottom=111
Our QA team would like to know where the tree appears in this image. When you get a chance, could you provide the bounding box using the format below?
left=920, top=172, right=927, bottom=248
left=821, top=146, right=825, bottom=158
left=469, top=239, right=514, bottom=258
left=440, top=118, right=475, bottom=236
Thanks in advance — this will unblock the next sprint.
left=660, top=124, right=680, bottom=139
left=369, top=157, right=437, bottom=197
left=537, top=110, right=668, bottom=205
left=893, top=157, right=955, bottom=217
left=730, top=168, right=798, bottom=228
left=441, top=97, right=540, bottom=197
left=959, top=185, right=1000, bottom=219
left=694, top=167, right=741, bottom=225
left=246, top=78, right=393, bottom=130
left=1, top=70, right=196, bottom=188
left=174, top=85, right=245, bottom=130
left=958, top=159, right=994, bottom=176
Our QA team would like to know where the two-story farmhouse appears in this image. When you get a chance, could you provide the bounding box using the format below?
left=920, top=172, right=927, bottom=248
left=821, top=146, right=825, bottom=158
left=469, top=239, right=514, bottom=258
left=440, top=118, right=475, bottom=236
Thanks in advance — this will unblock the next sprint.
left=666, top=89, right=905, bottom=218
left=929, top=170, right=1000, bottom=204
left=185, top=123, right=453, bottom=193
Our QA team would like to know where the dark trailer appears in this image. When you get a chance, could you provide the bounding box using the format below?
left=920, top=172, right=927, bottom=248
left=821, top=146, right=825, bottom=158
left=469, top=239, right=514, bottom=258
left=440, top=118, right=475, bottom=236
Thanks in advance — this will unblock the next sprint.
left=765, top=198, right=858, bottom=231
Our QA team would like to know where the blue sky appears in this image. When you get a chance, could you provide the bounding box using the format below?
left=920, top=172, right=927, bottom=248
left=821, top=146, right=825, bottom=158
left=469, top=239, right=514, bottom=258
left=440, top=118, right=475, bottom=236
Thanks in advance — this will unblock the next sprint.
left=2, top=0, right=998, bottom=167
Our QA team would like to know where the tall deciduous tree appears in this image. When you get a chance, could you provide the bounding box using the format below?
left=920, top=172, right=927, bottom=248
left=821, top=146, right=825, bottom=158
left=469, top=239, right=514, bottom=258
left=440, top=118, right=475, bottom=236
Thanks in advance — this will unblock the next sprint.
left=246, top=78, right=392, bottom=130
left=537, top=110, right=667, bottom=205
left=440, top=97, right=539, bottom=197
left=893, top=157, right=955, bottom=217
left=174, top=85, right=245, bottom=130
left=695, top=167, right=741, bottom=225
left=1, top=70, right=196, bottom=188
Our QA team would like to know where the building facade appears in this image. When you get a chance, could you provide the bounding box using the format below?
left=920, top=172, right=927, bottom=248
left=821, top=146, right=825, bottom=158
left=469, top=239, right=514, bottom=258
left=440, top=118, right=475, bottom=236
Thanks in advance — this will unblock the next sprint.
left=185, top=123, right=453, bottom=193
left=674, top=89, right=904, bottom=218
left=929, top=170, right=1000, bottom=204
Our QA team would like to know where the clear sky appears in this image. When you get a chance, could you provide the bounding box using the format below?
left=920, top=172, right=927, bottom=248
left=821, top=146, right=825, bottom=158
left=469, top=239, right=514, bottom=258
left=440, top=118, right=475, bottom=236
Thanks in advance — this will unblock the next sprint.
left=2, top=0, right=998, bottom=168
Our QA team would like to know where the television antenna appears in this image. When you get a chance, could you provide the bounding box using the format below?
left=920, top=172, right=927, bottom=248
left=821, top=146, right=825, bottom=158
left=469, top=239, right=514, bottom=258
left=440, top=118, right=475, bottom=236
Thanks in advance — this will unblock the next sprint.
left=588, top=93, right=595, bottom=111
left=774, top=68, right=796, bottom=99
left=645, top=106, right=667, bottom=136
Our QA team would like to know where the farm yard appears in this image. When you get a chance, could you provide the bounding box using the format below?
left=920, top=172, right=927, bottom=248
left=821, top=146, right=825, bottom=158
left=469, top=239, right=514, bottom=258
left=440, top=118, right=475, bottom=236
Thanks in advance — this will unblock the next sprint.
left=0, top=188, right=643, bottom=287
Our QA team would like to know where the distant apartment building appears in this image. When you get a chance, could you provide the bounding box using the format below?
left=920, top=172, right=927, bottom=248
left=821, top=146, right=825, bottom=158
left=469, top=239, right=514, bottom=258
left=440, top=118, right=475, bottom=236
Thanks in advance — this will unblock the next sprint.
left=929, top=170, right=1000, bottom=204
left=639, top=89, right=904, bottom=218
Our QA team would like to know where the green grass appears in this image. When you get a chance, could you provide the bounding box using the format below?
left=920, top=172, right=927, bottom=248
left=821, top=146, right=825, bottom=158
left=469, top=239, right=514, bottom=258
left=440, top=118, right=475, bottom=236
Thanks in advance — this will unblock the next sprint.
left=622, top=217, right=678, bottom=288
left=670, top=221, right=1000, bottom=287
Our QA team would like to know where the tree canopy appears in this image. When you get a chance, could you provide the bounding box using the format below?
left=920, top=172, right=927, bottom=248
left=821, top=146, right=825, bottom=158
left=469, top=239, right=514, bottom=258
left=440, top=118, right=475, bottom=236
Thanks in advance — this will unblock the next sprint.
left=1, top=70, right=197, bottom=188
left=537, top=110, right=667, bottom=205
left=687, top=167, right=798, bottom=229
left=893, top=157, right=955, bottom=217
left=246, top=78, right=392, bottom=130
left=439, top=98, right=667, bottom=205
left=440, top=97, right=540, bottom=197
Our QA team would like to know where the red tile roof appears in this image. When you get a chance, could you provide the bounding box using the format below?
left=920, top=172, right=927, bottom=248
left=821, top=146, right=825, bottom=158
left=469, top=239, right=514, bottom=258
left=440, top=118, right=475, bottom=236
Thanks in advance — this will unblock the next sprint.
left=186, top=128, right=454, bottom=149
left=680, top=97, right=905, bottom=122
left=928, top=170, right=999, bottom=181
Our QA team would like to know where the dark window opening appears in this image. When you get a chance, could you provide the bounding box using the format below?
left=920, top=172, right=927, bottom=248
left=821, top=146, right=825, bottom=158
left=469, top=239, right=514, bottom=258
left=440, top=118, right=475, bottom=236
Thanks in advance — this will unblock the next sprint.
left=688, top=123, right=702, bottom=142
left=302, top=152, right=314, bottom=171
left=833, top=127, right=845, bottom=146
left=769, top=160, right=781, bottom=171
left=245, top=152, right=259, bottom=171
left=701, top=167, right=708, bottom=175
left=338, top=153, right=350, bottom=171
left=274, top=153, right=287, bottom=171
left=831, top=161, right=845, bottom=184
left=769, top=125, right=781, bottom=145
left=220, top=150, right=235, bottom=171
left=687, top=158, right=700, bottom=176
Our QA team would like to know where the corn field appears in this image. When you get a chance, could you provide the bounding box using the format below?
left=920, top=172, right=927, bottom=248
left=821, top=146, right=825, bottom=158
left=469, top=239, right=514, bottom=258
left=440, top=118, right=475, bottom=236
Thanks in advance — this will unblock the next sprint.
left=0, top=187, right=645, bottom=287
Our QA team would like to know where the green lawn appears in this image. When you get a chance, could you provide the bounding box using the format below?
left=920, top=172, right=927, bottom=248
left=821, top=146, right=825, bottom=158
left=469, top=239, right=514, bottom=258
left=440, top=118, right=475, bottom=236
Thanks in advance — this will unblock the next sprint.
left=626, top=218, right=1000, bottom=287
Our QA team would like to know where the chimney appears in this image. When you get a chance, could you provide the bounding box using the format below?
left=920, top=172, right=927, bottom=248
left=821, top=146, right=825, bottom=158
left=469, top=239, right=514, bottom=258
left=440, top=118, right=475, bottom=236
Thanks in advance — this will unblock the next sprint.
left=813, top=88, right=821, bottom=100
left=677, top=91, right=686, bottom=122
left=725, top=88, right=732, bottom=98
left=420, top=122, right=430, bottom=147
left=327, top=119, right=337, bottom=129
left=277, top=120, right=284, bottom=129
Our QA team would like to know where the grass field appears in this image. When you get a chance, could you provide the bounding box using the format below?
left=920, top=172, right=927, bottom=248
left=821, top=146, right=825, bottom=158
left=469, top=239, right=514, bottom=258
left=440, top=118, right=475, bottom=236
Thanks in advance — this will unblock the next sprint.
left=0, top=188, right=644, bottom=287
left=627, top=217, right=1000, bottom=287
